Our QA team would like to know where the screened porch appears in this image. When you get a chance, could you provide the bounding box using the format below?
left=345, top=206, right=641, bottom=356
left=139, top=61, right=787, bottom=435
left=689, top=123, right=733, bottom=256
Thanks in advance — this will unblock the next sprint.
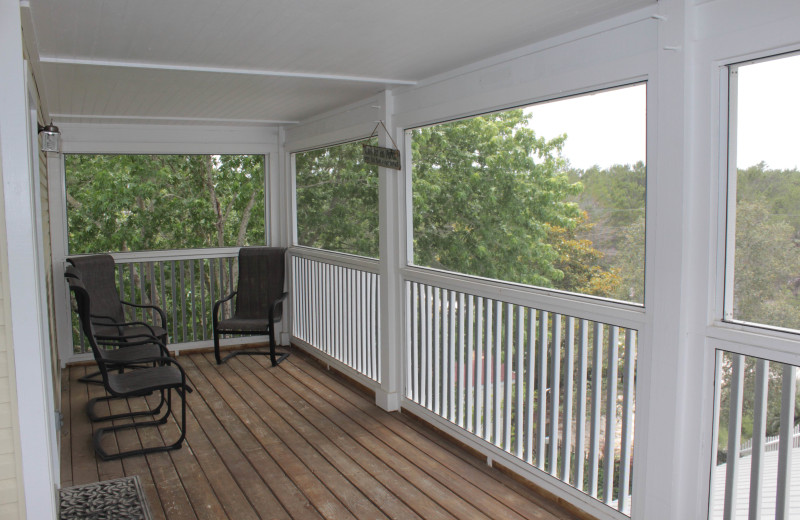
left=4, top=1, right=800, bottom=520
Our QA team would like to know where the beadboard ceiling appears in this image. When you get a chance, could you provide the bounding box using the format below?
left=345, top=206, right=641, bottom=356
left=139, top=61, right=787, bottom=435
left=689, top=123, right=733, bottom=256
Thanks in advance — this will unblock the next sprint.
left=26, top=0, right=654, bottom=127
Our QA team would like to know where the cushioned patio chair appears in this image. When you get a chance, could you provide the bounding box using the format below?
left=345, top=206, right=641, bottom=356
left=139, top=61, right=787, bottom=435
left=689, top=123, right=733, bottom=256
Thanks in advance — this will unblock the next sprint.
left=67, top=254, right=168, bottom=346
left=66, top=272, right=190, bottom=461
left=213, top=247, right=289, bottom=366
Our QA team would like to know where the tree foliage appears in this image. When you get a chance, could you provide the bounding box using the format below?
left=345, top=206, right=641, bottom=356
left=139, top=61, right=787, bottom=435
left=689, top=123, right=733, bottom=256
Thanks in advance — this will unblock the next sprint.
left=66, top=154, right=266, bottom=254
left=294, top=140, right=379, bottom=258
left=292, top=110, right=638, bottom=300
left=411, top=109, right=619, bottom=294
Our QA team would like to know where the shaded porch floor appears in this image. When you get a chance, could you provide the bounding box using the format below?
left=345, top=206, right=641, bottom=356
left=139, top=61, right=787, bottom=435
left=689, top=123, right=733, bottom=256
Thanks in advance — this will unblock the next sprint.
left=61, top=348, right=583, bottom=520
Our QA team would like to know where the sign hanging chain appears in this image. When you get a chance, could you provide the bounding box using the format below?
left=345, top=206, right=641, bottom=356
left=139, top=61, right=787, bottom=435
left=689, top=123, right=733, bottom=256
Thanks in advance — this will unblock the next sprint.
left=369, top=120, right=400, bottom=151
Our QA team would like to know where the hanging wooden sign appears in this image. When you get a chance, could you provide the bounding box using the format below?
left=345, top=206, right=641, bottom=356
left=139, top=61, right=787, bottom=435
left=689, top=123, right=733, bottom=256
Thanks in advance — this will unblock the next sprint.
left=362, top=144, right=401, bottom=170
left=363, top=120, right=402, bottom=170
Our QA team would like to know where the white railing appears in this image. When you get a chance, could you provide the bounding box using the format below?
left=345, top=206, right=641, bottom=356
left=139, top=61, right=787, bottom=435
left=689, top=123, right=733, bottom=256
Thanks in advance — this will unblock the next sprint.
left=290, top=249, right=381, bottom=382
left=406, top=279, right=637, bottom=515
left=711, top=352, right=799, bottom=520
left=70, top=248, right=240, bottom=353
left=740, top=424, right=800, bottom=457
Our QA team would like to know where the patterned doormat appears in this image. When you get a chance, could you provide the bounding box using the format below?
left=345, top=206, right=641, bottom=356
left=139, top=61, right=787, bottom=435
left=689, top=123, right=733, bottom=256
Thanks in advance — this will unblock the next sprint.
left=60, top=475, right=153, bottom=520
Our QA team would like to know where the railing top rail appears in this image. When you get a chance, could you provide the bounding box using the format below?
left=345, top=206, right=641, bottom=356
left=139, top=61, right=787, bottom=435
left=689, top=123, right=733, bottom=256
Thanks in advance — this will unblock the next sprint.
left=68, top=247, right=243, bottom=264
left=403, top=265, right=646, bottom=330
left=289, top=246, right=380, bottom=273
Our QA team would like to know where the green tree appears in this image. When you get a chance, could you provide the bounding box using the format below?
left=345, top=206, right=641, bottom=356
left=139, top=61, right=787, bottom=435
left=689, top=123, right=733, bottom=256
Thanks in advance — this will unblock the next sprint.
left=732, top=198, right=800, bottom=329
left=294, top=140, right=379, bottom=257
left=736, top=163, right=800, bottom=232
left=572, top=162, right=646, bottom=230
left=547, top=211, right=621, bottom=297
left=66, top=154, right=266, bottom=254
left=613, top=215, right=645, bottom=302
left=411, top=109, right=617, bottom=293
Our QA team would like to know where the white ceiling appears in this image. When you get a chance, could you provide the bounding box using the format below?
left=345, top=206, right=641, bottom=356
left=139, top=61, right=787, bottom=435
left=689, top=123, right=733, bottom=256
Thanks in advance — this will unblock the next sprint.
left=27, top=0, right=654, bottom=127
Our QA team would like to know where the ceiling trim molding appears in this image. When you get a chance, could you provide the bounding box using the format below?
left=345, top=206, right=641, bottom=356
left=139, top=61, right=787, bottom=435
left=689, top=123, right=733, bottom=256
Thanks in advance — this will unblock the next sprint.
left=39, top=55, right=418, bottom=86
left=50, top=113, right=299, bottom=125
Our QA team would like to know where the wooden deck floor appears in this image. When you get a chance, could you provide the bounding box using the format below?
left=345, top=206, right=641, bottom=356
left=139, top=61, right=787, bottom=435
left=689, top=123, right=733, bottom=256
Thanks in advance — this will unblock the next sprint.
left=61, top=349, right=583, bottom=520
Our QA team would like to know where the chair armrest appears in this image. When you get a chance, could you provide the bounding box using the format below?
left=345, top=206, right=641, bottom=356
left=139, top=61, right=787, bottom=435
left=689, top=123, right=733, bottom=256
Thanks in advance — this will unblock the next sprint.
left=93, top=318, right=159, bottom=339
left=269, top=292, right=289, bottom=325
left=212, top=292, right=237, bottom=325
left=119, top=300, right=168, bottom=329
left=90, top=314, right=119, bottom=324
left=97, top=335, right=170, bottom=355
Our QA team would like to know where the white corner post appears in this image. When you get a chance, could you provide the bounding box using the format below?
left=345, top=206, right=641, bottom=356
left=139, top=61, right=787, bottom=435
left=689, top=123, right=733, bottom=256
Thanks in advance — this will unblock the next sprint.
left=0, top=0, right=59, bottom=517
left=272, top=127, right=292, bottom=345
left=633, top=0, right=705, bottom=518
left=376, top=90, right=404, bottom=411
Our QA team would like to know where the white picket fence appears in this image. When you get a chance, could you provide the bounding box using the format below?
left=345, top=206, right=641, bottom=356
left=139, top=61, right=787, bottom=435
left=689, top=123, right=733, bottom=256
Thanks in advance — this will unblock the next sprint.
left=740, top=424, right=800, bottom=457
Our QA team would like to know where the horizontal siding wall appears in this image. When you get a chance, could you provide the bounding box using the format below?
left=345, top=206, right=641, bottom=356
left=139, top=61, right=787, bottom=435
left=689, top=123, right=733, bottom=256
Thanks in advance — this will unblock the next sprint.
left=0, top=159, right=23, bottom=519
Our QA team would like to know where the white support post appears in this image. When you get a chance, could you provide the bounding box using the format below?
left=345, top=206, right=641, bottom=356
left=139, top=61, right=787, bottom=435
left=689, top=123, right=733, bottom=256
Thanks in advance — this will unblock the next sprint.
left=0, top=0, right=58, bottom=516
left=633, top=1, right=708, bottom=518
left=272, top=128, right=291, bottom=345
left=376, top=90, right=404, bottom=411
left=47, top=151, right=75, bottom=365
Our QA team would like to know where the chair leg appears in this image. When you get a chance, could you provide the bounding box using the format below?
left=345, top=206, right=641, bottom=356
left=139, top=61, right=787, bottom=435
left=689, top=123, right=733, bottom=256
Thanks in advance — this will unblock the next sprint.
left=93, top=386, right=187, bottom=461
left=218, top=329, right=289, bottom=366
left=78, top=369, right=104, bottom=385
left=268, top=326, right=289, bottom=367
left=214, top=330, right=222, bottom=364
left=86, top=389, right=166, bottom=422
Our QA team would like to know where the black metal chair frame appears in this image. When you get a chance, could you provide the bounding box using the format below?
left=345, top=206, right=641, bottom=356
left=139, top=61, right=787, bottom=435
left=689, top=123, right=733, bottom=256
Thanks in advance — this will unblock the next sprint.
left=212, top=247, right=289, bottom=366
left=67, top=254, right=169, bottom=344
left=66, top=272, right=191, bottom=461
left=66, top=256, right=169, bottom=385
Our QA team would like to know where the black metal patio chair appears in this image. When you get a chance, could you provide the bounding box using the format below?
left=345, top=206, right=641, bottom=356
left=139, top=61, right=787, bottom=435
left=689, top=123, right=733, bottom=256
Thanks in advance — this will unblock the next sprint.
left=67, top=254, right=168, bottom=345
left=66, top=272, right=191, bottom=461
left=67, top=255, right=169, bottom=384
left=212, top=247, right=289, bottom=366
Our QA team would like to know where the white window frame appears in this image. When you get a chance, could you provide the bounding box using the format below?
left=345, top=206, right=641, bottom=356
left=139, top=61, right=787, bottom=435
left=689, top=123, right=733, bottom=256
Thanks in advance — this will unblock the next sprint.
left=712, top=50, right=800, bottom=363
left=404, top=82, right=648, bottom=308
left=290, top=137, right=381, bottom=260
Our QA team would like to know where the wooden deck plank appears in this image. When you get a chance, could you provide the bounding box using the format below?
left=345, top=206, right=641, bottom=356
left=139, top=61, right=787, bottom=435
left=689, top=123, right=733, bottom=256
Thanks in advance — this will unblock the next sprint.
left=182, top=381, right=295, bottom=520
left=106, top=389, right=168, bottom=520
left=186, top=356, right=346, bottom=518
left=68, top=366, right=100, bottom=486
left=87, top=373, right=125, bottom=482
left=62, top=351, right=587, bottom=520
left=199, top=354, right=391, bottom=520
left=397, top=405, right=583, bottom=520
left=230, top=356, right=456, bottom=520
left=128, top=394, right=197, bottom=520
left=60, top=364, right=73, bottom=488
left=190, top=353, right=362, bottom=520
left=266, top=357, right=497, bottom=520
left=180, top=354, right=322, bottom=520
left=179, top=378, right=276, bottom=520
left=226, top=355, right=424, bottom=520
left=144, top=387, right=231, bottom=520
left=279, top=355, right=575, bottom=520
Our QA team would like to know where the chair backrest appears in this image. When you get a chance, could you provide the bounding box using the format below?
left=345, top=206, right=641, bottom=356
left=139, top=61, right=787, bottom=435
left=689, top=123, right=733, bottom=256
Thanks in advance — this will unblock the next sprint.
left=235, top=247, right=287, bottom=319
left=64, top=266, right=113, bottom=384
left=67, top=254, right=125, bottom=323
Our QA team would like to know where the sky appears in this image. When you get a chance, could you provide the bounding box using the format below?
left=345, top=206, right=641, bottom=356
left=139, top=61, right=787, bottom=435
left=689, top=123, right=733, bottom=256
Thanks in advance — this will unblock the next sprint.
left=524, top=83, right=646, bottom=170
left=736, top=53, right=800, bottom=171
left=522, top=53, right=799, bottom=171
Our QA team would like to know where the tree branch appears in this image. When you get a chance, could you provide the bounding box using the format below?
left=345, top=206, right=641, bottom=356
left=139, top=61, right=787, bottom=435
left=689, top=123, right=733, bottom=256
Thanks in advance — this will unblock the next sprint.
left=236, top=191, right=258, bottom=246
